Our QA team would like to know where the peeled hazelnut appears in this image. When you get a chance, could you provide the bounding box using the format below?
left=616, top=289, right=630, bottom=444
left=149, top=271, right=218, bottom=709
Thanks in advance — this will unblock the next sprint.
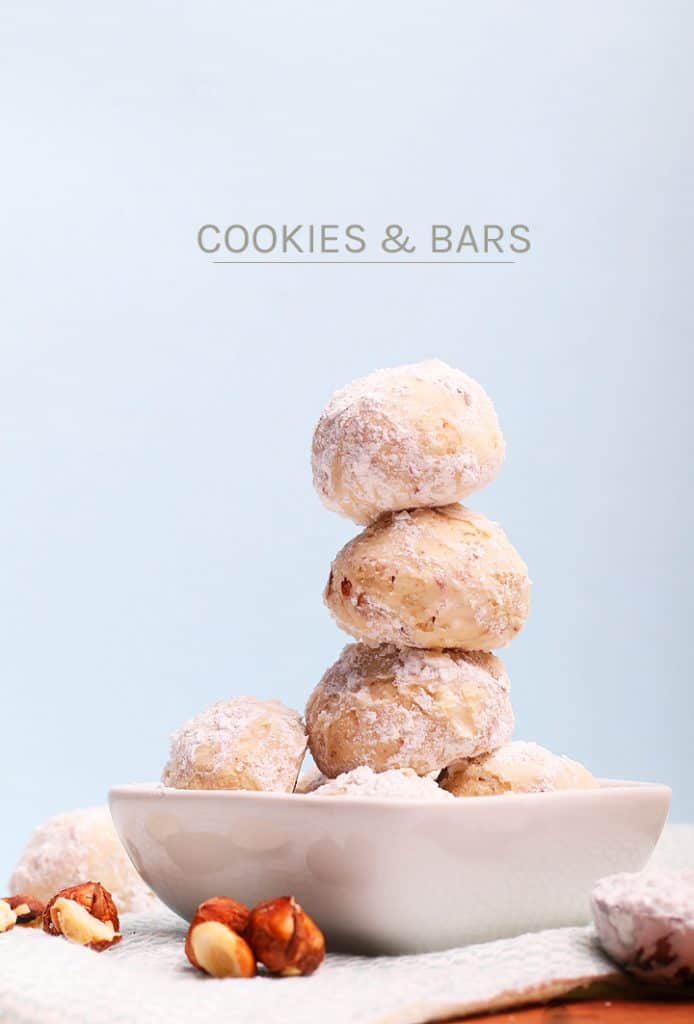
left=43, top=882, right=121, bottom=951
left=3, top=894, right=45, bottom=928
left=247, top=896, right=325, bottom=976
left=0, top=900, right=17, bottom=933
left=185, top=900, right=256, bottom=979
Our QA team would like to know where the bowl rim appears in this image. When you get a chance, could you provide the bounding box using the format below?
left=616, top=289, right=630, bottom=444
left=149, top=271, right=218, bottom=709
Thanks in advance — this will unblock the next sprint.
left=108, top=778, right=672, bottom=812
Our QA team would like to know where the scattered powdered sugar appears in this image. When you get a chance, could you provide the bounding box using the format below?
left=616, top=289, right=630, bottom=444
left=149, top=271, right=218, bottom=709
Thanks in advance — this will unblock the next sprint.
left=592, top=870, right=694, bottom=984
left=162, top=697, right=307, bottom=793
left=9, top=806, right=156, bottom=914
left=309, top=765, right=454, bottom=800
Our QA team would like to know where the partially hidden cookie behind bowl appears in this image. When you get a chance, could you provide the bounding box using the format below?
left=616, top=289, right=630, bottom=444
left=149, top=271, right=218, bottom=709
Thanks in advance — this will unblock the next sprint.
left=324, top=505, right=530, bottom=651
left=9, top=806, right=156, bottom=913
left=440, top=740, right=598, bottom=796
left=162, top=696, right=307, bottom=792
left=306, top=643, right=514, bottom=778
left=311, top=359, right=505, bottom=524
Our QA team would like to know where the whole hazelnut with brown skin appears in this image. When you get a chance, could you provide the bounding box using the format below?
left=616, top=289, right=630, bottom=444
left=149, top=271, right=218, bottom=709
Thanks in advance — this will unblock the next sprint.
left=185, top=898, right=256, bottom=979
left=190, top=896, right=249, bottom=936
left=3, top=894, right=45, bottom=928
left=43, top=882, right=121, bottom=951
left=247, top=896, right=325, bottom=976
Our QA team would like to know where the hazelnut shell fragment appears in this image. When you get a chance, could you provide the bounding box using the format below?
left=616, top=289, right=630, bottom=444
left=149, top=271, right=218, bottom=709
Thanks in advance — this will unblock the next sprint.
left=2, top=894, right=45, bottom=928
left=0, top=900, right=17, bottom=933
left=247, top=896, right=325, bottom=976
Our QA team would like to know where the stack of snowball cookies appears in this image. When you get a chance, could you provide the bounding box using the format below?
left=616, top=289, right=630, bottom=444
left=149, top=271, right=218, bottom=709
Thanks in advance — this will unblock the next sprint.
left=7, top=360, right=597, bottom=916
left=161, top=359, right=597, bottom=800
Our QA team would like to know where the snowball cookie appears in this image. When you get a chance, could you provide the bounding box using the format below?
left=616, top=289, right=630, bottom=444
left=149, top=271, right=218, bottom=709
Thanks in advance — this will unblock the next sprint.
left=9, top=807, right=155, bottom=913
left=311, top=766, right=454, bottom=801
left=311, top=359, right=505, bottom=524
left=305, top=643, right=514, bottom=778
left=440, top=741, right=598, bottom=796
left=592, top=870, right=694, bottom=985
left=294, top=764, right=328, bottom=794
left=161, top=697, right=307, bottom=792
left=324, top=504, right=530, bottom=650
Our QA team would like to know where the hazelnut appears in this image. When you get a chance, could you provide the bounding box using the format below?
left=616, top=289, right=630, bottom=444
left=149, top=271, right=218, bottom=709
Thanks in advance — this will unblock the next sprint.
left=185, top=900, right=256, bottom=979
left=247, top=896, right=325, bottom=976
left=190, top=896, right=249, bottom=936
left=43, top=882, right=121, bottom=951
left=0, top=899, right=17, bottom=933
left=3, top=894, right=45, bottom=928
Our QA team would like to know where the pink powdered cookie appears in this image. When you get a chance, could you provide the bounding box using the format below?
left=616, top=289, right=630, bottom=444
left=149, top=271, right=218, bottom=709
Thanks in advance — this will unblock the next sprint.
left=592, top=870, right=694, bottom=986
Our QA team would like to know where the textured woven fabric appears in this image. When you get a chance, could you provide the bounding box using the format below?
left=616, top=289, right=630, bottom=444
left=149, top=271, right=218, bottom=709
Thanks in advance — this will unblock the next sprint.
left=1, top=824, right=692, bottom=1024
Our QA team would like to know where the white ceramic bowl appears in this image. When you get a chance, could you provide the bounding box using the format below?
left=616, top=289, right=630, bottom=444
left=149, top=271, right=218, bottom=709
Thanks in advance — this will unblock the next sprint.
left=109, top=780, right=670, bottom=954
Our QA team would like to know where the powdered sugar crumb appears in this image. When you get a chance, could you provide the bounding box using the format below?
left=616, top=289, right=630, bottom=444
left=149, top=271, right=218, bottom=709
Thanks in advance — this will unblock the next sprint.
left=309, top=765, right=454, bottom=800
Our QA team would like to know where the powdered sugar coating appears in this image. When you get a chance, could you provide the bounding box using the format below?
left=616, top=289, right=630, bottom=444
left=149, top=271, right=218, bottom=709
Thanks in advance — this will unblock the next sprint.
left=441, top=741, right=598, bottom=796
left=592, top=871, right=694, bottom=985
left=325, top=504, right=530, bottom=650
left=311, top=360, right=505, bottom=524
left=162, top=697, right=307, bottom=793
left=294, top=764, right=328, bottom=794
left=306, top=643, right=514, bottom=777
left=309, top=765, right=454, bottom=801
left=9, top=807, right=155, bottom=913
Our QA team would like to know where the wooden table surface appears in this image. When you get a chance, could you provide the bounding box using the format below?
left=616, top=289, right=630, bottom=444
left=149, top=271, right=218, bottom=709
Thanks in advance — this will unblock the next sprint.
left=447, top=998, right=694, bottom=1022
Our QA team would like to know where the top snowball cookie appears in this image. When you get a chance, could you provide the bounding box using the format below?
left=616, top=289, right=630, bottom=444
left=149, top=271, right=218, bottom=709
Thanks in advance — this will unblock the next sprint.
left=311, top=359, right=505, bottom=524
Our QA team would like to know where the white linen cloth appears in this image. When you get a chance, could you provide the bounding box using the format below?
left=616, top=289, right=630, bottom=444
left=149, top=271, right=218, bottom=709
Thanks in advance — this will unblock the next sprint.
left=1, top=824, right=692, bottom=1024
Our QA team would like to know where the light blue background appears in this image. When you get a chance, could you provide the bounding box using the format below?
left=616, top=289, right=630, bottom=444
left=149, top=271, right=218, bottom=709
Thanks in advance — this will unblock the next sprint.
left=1, top=1, right=692, bottom=885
